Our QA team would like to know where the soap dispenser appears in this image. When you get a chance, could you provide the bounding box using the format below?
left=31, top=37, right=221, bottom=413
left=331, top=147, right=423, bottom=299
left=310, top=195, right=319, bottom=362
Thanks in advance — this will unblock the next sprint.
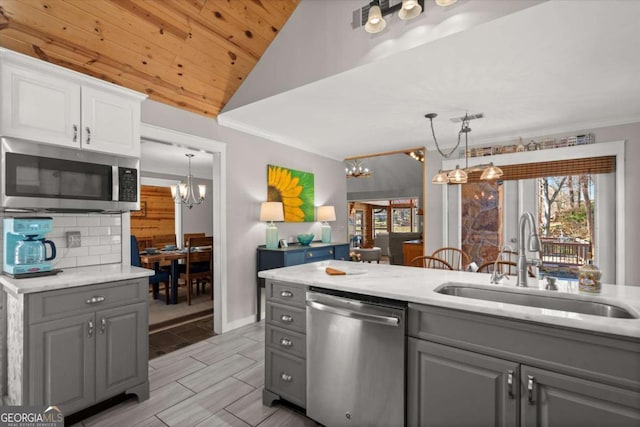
left=578, top=259, right=602, bottom=294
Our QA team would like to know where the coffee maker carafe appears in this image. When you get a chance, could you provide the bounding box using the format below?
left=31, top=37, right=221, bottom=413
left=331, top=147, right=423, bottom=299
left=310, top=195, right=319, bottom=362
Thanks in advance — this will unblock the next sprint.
left=3, top=217, right=57, bottom=277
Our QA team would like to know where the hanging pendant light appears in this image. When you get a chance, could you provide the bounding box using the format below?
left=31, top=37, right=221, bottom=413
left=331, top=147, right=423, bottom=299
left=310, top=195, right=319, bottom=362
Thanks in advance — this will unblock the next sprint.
left=171, top=153, right=206, bottom=209
left=364, top=1, right=386, bottom=33
left=447, top=166, right=468, bottom=184
left=431, top=170, right=449, bottom=184
left=480, top=163, right=504, bottom=180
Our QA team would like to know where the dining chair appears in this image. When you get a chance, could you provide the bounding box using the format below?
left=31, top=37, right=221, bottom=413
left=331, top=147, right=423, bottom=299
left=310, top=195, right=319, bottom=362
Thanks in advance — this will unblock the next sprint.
left=183, top=232, right=205, bottom=247
left=408, top=255, right=453, bottom=270
left=131, top=235, right=171, bottom=304
left=152, top=234, right=177, bottom=248
left=180, top=236, right=213, bottom=305
left=477, top=260, right=536, bottom=277
left=431, top=247, right=471, bottom=271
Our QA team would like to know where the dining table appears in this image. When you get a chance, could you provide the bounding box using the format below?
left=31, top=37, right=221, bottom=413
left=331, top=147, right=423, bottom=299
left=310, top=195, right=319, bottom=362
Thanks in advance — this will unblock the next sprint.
left=139, top=247, right=212, bottom=304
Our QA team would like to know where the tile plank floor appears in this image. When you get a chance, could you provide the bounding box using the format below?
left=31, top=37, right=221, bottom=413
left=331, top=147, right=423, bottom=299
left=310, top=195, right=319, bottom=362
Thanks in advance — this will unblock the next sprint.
left=73, top=321, right=318, bottom=427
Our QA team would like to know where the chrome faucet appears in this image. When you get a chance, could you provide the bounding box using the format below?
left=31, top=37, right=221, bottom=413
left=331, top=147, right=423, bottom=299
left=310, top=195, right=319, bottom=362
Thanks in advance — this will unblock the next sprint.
left=517, top=212, right=543, bottom=287
left=490, top=244, right=514, bottom=284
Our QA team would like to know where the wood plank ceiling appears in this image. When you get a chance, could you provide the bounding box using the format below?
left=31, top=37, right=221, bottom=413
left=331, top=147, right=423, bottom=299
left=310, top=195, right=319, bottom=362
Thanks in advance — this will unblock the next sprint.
left=0, top=0, right=300, bottom=117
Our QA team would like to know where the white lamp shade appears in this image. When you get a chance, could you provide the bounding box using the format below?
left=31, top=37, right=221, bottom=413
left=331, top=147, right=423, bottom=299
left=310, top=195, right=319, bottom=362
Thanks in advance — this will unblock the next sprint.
left=399, top=0, right=422, bottom=20
left=198, top=184, right=206, bottom=198
left=317, top=206, right=336, bottom=222
left=260, top=202, right=284, bottom=222
left=365, top=5, right=386, bottom=33
left=435, top=0, right=457, bottom=6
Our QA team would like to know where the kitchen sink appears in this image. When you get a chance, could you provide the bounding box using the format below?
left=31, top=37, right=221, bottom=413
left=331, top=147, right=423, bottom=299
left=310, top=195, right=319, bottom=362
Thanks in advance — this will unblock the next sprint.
left=435, top=283, right=637, bottom=319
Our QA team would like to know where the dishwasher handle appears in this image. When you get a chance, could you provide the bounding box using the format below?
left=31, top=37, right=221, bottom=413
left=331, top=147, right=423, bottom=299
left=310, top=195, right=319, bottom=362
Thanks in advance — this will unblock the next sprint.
left=306, top=299, right=400, bottom=327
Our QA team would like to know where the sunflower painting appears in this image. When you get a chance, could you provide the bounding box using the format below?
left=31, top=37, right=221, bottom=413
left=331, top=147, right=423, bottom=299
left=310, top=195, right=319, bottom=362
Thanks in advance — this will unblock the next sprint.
left=267, top=164, right=315, bottom=222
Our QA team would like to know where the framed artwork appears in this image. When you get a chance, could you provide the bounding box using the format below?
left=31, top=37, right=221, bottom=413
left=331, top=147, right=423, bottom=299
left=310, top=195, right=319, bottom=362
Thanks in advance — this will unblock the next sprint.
left=267, top=164, right=314, bottom=222
left=131, top=201, right=146, bottom=217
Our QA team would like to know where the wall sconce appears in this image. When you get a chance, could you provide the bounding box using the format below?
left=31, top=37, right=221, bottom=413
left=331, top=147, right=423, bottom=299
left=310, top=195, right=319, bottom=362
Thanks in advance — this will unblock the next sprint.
left=425, top=113, right=503, bottom=184
left=317, top=206, right=336, bottom=243
left=260, top=202, right=284, bottom=249
left=362, top=0, right=425, bottom=34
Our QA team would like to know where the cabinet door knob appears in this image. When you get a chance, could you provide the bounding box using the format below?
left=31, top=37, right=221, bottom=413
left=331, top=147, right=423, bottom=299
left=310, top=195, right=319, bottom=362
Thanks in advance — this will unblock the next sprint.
left=100, top=318, right=106, bottom=334
left=85, top=127, right=91, bottom=144
left=280, top=314, right=293, bottom=323
left=280, top=338, right=293, bottom=347
left=507, top=370, right=515, bottom=399
left=280, top=290, right=293, bottom=298
left=280, top=372, right=292, bottom=382
left=307, top=252, right=313, bottom=257
left=88, top=320, right=94, bottom=337
left=527, top=375, right=536, bottom=405
left=329, top=250, right=333, bottom=255
left=73, top=124, right=78, bottom=142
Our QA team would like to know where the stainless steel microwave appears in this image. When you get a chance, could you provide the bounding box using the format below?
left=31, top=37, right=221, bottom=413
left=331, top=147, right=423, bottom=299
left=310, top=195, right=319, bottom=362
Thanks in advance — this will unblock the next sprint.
left=1, top=137, right=139, bottom=212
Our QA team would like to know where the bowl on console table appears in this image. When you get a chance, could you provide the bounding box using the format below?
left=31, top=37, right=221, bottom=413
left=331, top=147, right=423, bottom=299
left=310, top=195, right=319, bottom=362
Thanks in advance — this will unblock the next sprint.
left=296, top=233, right=314, bottom=246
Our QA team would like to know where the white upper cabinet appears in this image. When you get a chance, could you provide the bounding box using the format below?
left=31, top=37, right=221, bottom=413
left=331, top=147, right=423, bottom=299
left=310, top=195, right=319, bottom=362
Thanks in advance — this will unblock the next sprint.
left=0, top=48, right=146, bottom=157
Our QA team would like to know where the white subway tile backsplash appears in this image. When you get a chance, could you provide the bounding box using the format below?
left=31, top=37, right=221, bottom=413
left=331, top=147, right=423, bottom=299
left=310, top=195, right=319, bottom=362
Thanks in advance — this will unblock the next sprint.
left=77, top=216, right=101, bottom=227
left=100, top=253, right=121, bottom=264
left=82, top=236, right=101, bottom=247
left=54, top=258, right=77, bottom=269
left=89, top=245, right=112, bottom=256
left=77, top=255, right=101, bottom=267
left=100, top=216, right=121, bottom=227
left=100, top=235, right=121, bottom=245
left=65, top=246, right=89, bottom=257
left=89, top=226, right=110, bottom=236
left=52, top=216, right=76, bottom=227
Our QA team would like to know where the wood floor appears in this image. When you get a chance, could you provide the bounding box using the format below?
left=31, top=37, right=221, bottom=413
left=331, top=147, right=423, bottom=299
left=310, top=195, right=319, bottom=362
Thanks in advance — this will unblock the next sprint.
left=71, top=321, right=318, bottom=427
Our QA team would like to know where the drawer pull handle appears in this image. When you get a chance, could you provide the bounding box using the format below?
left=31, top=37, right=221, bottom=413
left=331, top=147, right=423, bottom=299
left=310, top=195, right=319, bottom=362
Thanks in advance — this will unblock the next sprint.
left=527, top=375, right=536, bottom=405
left=86, top=296, right=105, bottom=304
left=280, top=338, right=293, bottom=347
left=100, top=318, right=106, bottom=334
left=280, top=290, right=293, bottom=298
left=280, top=314, right=293, bottom=323
left=329, top=250, right=333, bottom=254
left=507, top=370, right=515, bottom=399
left=73, top=124, right=78, bottom=142
left=281, top=373, right=293, bottom=382
left=88, top=320, right=94, bottom=337
left=85, top=127, right=91, bottom=144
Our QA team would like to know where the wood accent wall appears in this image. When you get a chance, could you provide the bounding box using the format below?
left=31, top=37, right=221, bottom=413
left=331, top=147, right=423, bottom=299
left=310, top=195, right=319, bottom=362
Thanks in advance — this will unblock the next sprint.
left=131, top=185, right=175, bottom=243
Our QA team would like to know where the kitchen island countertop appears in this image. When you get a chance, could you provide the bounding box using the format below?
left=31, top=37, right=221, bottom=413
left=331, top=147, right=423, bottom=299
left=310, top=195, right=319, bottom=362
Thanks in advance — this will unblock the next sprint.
left=259, top=260, right=640, bottom=339
left=0, top=264, right=153, bottom=296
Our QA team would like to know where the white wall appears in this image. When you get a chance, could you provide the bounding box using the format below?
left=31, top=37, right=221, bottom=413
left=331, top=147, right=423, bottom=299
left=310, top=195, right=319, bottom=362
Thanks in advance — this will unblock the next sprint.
left=346, top=153, right=422, bottom=201
left=141, top=100, right=347, bottom=329
left=426, top=122, right=640, bottom=285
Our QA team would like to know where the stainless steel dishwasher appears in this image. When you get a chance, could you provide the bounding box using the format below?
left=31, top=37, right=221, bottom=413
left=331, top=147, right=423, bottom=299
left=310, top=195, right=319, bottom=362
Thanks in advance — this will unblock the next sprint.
left=306, top=288, right=406, bottom=427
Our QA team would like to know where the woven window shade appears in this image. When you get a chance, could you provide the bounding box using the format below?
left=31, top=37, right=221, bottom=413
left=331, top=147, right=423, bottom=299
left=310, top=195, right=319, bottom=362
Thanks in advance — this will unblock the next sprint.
left=464, top=156, right=616, bottom=183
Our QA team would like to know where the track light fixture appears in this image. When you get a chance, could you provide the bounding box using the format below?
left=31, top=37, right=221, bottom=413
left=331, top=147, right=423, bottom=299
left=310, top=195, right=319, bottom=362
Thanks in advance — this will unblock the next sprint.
left=362, top=0, right=425, bottom=34
left=425, top=113, right=503, bottom=184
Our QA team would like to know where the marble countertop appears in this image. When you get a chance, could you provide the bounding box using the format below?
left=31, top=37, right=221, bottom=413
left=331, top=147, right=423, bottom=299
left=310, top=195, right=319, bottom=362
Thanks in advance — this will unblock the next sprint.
left=0, top=264, right=154, bottom=297
left=259, top=260, right=640, bottom=339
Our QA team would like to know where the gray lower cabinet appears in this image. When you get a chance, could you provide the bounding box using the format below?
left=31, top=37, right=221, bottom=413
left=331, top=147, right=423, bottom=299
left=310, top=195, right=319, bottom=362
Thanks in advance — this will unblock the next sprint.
left=408, top=338, right=518, bottom=427
left=408, top=303, right=640, bottom=427
left=263, top=279, right=307, bottom=408
left=16, top=278, right=149, bottom=415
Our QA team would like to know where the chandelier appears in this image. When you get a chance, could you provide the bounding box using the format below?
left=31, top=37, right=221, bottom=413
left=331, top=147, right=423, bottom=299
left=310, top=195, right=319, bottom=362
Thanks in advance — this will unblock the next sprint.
left=345, top=159, right=373, bottom=178
left=171, top=154, right=206, bottom=209
left=425, top=113, right=503, bottom=184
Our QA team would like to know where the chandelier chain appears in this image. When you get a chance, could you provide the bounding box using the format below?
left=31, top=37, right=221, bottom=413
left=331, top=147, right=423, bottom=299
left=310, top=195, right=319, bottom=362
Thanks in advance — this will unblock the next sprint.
left=426, top=114, right=471, bottom=159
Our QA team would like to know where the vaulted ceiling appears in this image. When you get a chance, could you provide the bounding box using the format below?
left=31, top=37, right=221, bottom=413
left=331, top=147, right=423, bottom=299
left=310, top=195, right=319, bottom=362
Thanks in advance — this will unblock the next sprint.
left=0, top=0, right=300, bottom=117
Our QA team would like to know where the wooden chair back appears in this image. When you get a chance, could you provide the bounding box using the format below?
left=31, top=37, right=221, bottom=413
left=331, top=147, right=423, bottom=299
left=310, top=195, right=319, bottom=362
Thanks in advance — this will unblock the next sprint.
left=152, top=234, right=176, bottom=248
left=431, top=247, right=471, bottom=271
left=183, top=236, right=213, bottom=305
left=477, top=260, right=535, bottom=277
left=409, top=255, right=454, bottom=270
left=184, top=233, right=205, bottom=247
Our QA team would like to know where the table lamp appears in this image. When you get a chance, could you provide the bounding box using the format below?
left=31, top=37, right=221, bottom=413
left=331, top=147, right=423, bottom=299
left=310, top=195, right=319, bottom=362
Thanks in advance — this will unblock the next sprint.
left=317, top=205, right=336, bottom=243
left=260, top=202, right=284, bottom=249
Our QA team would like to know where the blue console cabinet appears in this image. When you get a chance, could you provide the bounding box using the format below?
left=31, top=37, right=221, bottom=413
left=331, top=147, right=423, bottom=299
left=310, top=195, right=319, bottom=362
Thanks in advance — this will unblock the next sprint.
left=256, top=242, right=350, bottom=321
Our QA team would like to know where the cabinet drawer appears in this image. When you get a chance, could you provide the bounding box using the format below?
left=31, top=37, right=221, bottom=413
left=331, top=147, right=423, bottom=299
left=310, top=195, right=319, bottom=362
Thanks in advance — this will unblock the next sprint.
left=266, top=324, right=306, bottom=359
left=267, top=280, right=306, bottom=307
left=305, top=246, right=333, bottom=262
left=28, top=279, right=146, bottom=324
left=267, top=302, right=306, bottom=333
left=265, top=348, right=306, bottom=408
